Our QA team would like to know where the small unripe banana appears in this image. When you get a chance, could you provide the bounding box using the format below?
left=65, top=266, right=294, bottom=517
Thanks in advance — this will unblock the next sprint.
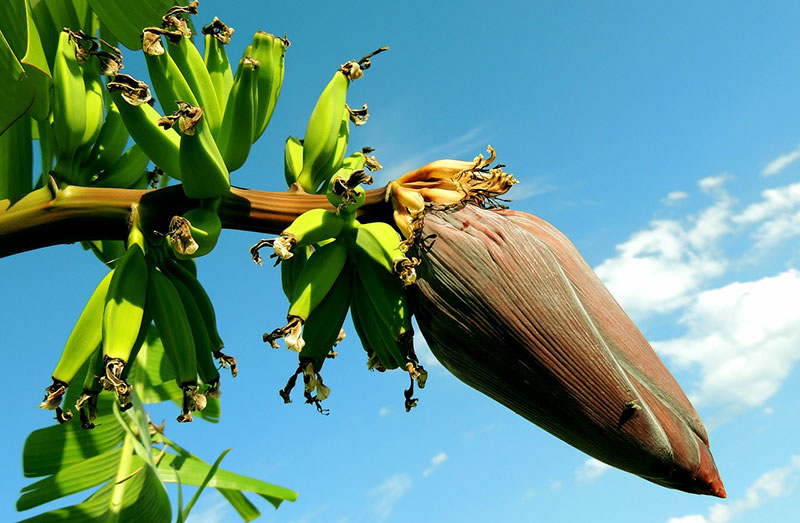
left=217, top=56, right=259, bottom=172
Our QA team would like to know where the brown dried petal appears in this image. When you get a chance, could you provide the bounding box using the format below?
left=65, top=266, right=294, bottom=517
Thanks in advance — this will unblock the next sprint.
left=411, top=205, right=725, bottom=498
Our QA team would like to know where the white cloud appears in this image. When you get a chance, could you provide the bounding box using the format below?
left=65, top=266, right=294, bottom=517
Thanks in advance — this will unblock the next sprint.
left=550, top=480, right=562, bottom=490
left=663, top=191, right=689, bottom=205
left=423, top=452, right=448, bottom=477
left=370, top=474, right=413, bottom=520
left=379, top=407, right=390, bottom=417
left=186, top=498, right=230, bottom=523
left=652, top=270, right=800, bottom=410
left=762, top=146, right=800, bottom=176
left=669, top=456, right=800, bottom=523
left=594, top=178, right=732, bottom=317
left=732, top=182, right=800, bottom=250
left=575, top=458, right=611, bottom=482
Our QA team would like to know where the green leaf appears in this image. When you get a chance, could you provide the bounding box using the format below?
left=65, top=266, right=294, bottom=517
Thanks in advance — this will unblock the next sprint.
left=0, top=0, right=28, bottom=59
left=87, top=0, right=176, bottom=51
left=217, top=488, right=261, bottom=522
left=22, top=402, right=125, bottom=478
left=157, top=451, right=298, bottom=508
left=19, top=461, right=171, bottom=523
left=0, top=28, right=34, bottom=135
left=181, top=449, right=230, bottom=520
left=17, top=447, right=123, bottom=511
left=21, top=0, right=52, bottom=121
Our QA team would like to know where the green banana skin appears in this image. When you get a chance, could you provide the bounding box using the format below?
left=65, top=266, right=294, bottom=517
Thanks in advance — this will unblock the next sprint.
left=284, top=208, right=345, bottom=250
left=39, top=269, right=115, bottom=411
left=81, top=97, right=130, bottom=175
left=281, top=245, right=310, bottom=301
left=83, top=240, right=127, bottom=268
left=75, top=54, right=105, bottom=173
left=284, top=136, right=303, bottom=186
left=0, top=115, right=33, bottom=201
left=109, top=89, right=183, bottom=181
left=168, top=200, right=222, bottom=258
left=250, top=31, right=288, bottom=142
left=169, top=35, right=222, bottom=136
left=89, top=145, right=150, bottom=189
left=299, top=263, right=353, bottom=372
left=143, top=39, right=198, bottom=115
left=177, top=106, right=231, bottom=199
left=288, top=238, right=349, bottom=321
left=352, top=221, right=404, bottom=272
left=76, top=345, right=105, bottom=428
left=204, top=33, right=233, bottom=110
left=52, top=30, right=86, bottom=176
left=349, top=276, right=401, bottom=370
left=312, top=105, right=350, bottom=192
left=217, top=56, right=258, bottom=172
left=146, top=266, right=202, bottom=422
left=165, top=268, right=220, bottom=396
left=296, top=71, right=349, bottom=192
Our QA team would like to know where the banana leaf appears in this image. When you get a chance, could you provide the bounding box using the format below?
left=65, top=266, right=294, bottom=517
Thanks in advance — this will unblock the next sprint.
left=87, top=0, right=177, bottom=51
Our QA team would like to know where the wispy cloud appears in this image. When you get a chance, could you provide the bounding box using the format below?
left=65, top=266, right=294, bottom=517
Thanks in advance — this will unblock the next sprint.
left=370, top=473, right=413, bottom=520
left=379, top=406, right=390, bottom=417
left=186, top=497, right=231, bottom=523
left=375, top=126, right=490, bottom=185
left=762, top=146, right=800, bottom=176
left=668, top=455, right=800, bottom=523
left=422, top=452, right=448, bottom=477
left=575, top=458, right=611, bottom=482
left=663, top=191, right=689, bottom=206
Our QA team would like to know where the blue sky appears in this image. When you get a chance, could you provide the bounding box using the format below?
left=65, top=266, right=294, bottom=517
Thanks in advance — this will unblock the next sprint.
left=2, top=1, right=800, bottom=521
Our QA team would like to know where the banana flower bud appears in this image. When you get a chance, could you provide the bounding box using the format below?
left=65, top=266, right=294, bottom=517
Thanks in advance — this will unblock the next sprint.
left=410, top=204, right=725, bottom=497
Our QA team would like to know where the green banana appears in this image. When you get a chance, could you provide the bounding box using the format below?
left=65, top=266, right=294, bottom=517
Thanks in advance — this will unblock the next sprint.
left=261, top=208, right=346, bottom=263
left=352, top=221, right=418, bottom=285
left=39, top=269, right=115, bottom=413
left=164, top=267, right=221, bottom=398
left=298, top=262, right=353, bottom=373
left=202, top=19, right=234, bottom=107
left=250, top=31, right=288, bottom=142
left=284, top=136, right=304, bottom=187
left=89, top=145, right=151, bottom=189
left=108, top=75, right=182, bottom=180
left=101, top=229, right=148, bottom=405
left=83, top=240, right=127, bottom=268
left=311, top=105, right=350, bottom=192
left=142, top=29, right=198, bottom=115
left=167, top=198, right=222, bottom=258
left=76, top=54, right=105, bottom=166
left=75, top=345, right=105, bottom=429
left=265, top=239, right=348, bottom=352
left=52, top=29, right=86, bottom=173
left=216, top=56, right=258, bottom=172
left=171, top=103, right=231, bottom=199
left=81, top=96, right=130, bottom=175
left=146, top=266, right=203, bottom=422
left=167, top=32, right=222, bottom=136
left=161, top=254, right=236, bottom=376
left=280, top=245, right=310, bottom=301
left=295, top=70, right=349, bottom=192
left=349, top=276, right=398, bottom=371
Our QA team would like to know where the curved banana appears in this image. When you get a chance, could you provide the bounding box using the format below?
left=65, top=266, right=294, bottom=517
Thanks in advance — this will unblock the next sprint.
left=108, top=75, right=182, bottom=180
left=283, top=136, right=304, bottom=187
left=75, top=345, right=106, bottom=429
left=202, top=18, right=234, bottom=107
left=280, top=245, right=310, bottom=301
left=142, top=29, right=197, bottom=115
left=171, top=103, right=230, bottom=199
left=250, top=31, right=288, bottom=142
left=164, top=267, right=220, bottom=398
left=161, top=254, right=236, bottom=376
left=217, top=56, right=258, bottom=172
left=353, top=221, right=418, bottom=285
left=101, top=231, right=148, bottom=406
left=89, top=145, right=151, bottom=189
left=75, top=55, right=105, bottom=172
left=146, top=266, right=203, bottom=422
left=167, top=198, right=222, bottom=258
left=349, top=276, right=399, bottom=371
left=52, top=29, right=86, bottom=173
left=39, top=269, right=115, bottom=413
left=265, top=239, right=348, bottom=352
left=167, top=32, right=222, bottom=136
left=295, top=70, right=349, bottom=192
left=311, top=105, right=350, bottom=192
left=81, top=97, right=130, bottom=175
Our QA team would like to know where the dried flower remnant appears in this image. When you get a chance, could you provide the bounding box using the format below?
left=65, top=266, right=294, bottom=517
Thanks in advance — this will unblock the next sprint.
left=408, top=204, right=725, bottom=497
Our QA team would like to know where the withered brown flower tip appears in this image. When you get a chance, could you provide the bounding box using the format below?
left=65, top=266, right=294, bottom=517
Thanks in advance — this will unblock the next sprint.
left=410, top=204, right=725, bottom=497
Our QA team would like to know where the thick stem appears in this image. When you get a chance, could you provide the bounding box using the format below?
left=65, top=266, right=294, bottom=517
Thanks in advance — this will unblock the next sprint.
left=0, top=183, right=392, bottom=258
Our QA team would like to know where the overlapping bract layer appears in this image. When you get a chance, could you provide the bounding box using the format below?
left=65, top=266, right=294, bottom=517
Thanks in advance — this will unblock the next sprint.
left=410, top=204, right=725, bottom=497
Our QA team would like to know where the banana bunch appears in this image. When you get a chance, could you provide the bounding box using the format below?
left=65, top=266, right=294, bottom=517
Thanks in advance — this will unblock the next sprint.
left=39, top=220, right=237, bottom=426
left=287, top=47, right=387, bottom=193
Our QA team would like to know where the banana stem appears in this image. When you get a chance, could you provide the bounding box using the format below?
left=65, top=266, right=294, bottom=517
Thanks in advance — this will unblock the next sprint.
left=0, top=181, right=392, bottom=258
